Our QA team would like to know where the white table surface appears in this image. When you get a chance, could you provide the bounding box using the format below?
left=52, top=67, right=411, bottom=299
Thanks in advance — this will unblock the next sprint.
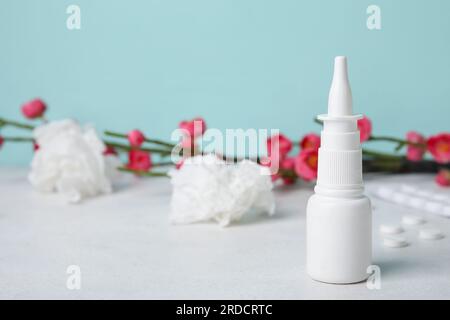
left=1, top=167, right=450, bottom=300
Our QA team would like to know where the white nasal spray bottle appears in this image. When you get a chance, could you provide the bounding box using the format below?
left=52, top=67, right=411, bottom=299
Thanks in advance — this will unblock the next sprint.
left=306, top=56, right=372, bottom=284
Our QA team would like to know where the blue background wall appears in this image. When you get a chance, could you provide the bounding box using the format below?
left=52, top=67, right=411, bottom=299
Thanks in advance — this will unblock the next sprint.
left=1, top=0, right=449, bottom=164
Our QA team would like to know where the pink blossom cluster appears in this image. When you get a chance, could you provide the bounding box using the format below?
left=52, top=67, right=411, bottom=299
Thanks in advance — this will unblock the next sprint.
left=263, top=116, right=450, bottom=187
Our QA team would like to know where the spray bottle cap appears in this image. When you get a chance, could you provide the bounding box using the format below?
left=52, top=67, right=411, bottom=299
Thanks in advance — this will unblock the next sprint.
left=315, top=56, right=364, bottom=192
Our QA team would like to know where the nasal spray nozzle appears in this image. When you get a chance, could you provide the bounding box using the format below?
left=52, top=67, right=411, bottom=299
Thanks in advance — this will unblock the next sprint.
left=306, top=56, right=372, bottom=284
left=328, top=56, right=353, bottom=117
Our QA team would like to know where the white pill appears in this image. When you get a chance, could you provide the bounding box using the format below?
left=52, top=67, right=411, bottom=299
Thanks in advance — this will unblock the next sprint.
left=380, top=225, right=404, bottom=235
left=402, top=215, right=426, bottom=226
left=424, top=201, right=444, bottom=214
left=419, top=228, right=444, bottom=240
left=383, top=236, right=409, bottom=248
left=409, top=197, right=426, bottom=209
left=392, top=192, right=409, bottom=205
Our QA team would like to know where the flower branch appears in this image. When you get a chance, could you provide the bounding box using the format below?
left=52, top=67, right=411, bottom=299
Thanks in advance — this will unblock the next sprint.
left=1, top=98, right=449, bottom=189
left=2, top=136, right=34, bottom=143
left=103, top=140, right=172, bottom=155
left=0, top=118, right=35, bottom=130
left=104, top=130, right=175, bottom=149
left=369, top=135, right=426, bottom=149
left=362, top=148, right=404, bottom=160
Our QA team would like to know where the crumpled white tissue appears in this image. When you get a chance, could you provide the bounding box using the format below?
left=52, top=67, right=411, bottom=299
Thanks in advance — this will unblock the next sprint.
left=168, top=154, right=275, bottom=226
left=29, top=119, right=118, bottom=203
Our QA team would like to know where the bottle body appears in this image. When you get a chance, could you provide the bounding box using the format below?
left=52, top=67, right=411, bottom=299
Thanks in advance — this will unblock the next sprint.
left=306, top=56, right=372, bottom=284
left=306, top=193, right=372, bottom=284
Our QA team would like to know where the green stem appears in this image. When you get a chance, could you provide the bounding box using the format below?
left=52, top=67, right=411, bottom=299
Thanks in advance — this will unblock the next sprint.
left=365, top=159, right=403, bottom=172
left=152, top=161, right=174, bottom=167
left=0, top=118, right=35, bottom=130
left=118, top=167, right=168, bottom=177
left=279, top=168, right=298, bottom=179
left=369, top=136, right=405, bottom=144
left=369, top=135, right=426, bottom=149
left=104, top=130, right=175, bottom=149
left=2, top=136, right=34, bottom=143
left=362, top=148, right=403, bottom=160
left=104, top=140, right=172, bottom=155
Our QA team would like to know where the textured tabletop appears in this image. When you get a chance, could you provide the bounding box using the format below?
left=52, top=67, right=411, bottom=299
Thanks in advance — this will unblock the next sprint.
left=1, top=168, right=449, bottom=299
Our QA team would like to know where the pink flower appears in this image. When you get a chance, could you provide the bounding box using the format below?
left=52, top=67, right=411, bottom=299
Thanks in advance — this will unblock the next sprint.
left=176, top=159, right=185, bottom=170
left=265, top=157, right=297, bottom=185
left=128, top=129, right=145, bottom=147
left=263, top=134, right=293, bottom=182
left=427, top=133, right=450, bottom=164
left=21, top=98, right=47, bottom=119
left=357, top=116, right=372, bottom=143
left=294, top=149, right=318, bottom=182
left=280, top=157, right=297, bottom=185
left=270, top=174, right=280, bottom=182
left=179, top=117, right=207, bottom=138
left=406, top=131, right=426, bottom=162
left=435, top=169, right=450, bottom=187
left=267, top=133, right=292, bottom=158
left=103, top=145, right=118, bottom=156
left=281, top=177, right=296, bottom=185
left=300, top=133, right=320, bottom=151
left=0, top=136, right=4, bottom=149
left=127, top=149, right=152, bottom=171
left=282, top=157, right=295, bottom=170
left=180, top=135, right=194, bottom=149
